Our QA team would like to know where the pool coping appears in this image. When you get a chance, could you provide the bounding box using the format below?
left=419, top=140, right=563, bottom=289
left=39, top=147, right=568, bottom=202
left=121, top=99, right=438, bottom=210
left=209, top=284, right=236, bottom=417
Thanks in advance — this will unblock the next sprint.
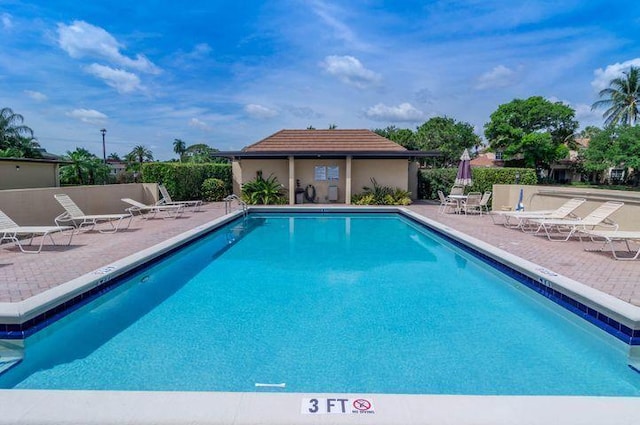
left=1, top=205, right=639, bottom=424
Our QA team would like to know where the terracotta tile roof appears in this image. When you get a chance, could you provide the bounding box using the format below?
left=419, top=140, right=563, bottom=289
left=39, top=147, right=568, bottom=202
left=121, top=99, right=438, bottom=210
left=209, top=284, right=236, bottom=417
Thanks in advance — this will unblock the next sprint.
left=243, top=129, right=407, bottom=152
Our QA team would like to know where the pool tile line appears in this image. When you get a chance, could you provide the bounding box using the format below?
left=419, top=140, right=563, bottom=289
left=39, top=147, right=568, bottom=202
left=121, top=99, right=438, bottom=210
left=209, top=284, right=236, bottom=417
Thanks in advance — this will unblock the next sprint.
left=398, top=210, right=640, bottom=346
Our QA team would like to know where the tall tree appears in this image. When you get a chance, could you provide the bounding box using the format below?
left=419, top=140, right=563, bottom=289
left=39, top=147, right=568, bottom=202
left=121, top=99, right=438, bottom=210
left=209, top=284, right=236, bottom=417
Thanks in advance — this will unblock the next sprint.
left=128, top=145, right=154, bottom=164
left=414, top=117, right=480, bottom=167
left=0, top=107, right=41, bottom=158
left=183, top=143, right=228, bottom=163
left=373, top=126, right=418, bottom=150
left=173, top=138, right=186, bottom=162
left=591, top=66, right=640, bottom=127
left=484, top=96, right=578, bottom=174
left=60, top=147, right=108, bottom=185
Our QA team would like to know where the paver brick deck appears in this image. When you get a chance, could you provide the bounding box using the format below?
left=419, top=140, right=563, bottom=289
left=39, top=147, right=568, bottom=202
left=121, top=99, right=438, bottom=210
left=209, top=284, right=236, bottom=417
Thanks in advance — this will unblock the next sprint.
left=1, top=202, right=639, bottom=306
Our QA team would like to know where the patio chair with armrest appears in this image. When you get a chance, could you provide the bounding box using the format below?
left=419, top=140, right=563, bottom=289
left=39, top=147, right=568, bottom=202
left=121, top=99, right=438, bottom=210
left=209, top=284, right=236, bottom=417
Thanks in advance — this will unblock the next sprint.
left=54, top=194, right=133, bottom=234
left=449, top=185, right=464, bottom=196
left=157, top=184, right=202, bottom=212
left=437, top=190, right=459, bottom=214
left=461, top=192, right=482, bottom=215
left=0, top=210, right=74, bottom=253
left=121, top=198, right=184, bottom=219
left=529, top=201, right=624, bottom=241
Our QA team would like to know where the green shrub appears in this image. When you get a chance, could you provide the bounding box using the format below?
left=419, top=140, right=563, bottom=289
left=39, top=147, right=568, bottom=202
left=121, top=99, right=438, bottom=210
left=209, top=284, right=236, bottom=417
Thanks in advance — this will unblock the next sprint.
left=142, top=163, right=231, bottom=200
left=418, top=167, right=537, bottom=200
left=201, top=178, right=228, bottom=201
left=350, top=178, right=412, bottom=205
left=241, top=174, right=287, bottom=205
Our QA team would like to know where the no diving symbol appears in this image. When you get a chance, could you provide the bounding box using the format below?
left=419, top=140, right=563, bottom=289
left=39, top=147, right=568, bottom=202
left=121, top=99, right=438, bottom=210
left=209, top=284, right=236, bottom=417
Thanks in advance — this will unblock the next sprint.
left=353, top=399, right=371, bottom=411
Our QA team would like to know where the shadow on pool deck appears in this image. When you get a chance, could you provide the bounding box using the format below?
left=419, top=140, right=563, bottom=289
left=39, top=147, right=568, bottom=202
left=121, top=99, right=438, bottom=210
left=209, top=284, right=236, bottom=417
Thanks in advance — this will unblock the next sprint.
left=1, top=201, right=639, bottom=306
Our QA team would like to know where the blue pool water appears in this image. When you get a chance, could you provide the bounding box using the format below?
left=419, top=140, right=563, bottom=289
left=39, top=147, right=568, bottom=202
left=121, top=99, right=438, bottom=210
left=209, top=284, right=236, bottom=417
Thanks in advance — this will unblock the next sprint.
left=1, top=213, right=639, bottom=395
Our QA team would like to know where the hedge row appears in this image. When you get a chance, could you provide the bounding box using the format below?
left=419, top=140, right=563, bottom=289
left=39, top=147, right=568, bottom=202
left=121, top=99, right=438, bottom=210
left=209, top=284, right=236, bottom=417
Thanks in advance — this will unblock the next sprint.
left=141, top=163, right=232, bottom=200
left=418, top=167, right=537, bottom=200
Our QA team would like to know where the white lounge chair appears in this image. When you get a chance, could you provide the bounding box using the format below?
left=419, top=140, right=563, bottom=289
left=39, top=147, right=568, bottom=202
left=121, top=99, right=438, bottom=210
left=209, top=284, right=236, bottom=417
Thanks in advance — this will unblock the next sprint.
left=579, top=230, right=640, bottom=260
left=54, top=194, right=133, bottom=234
left=0, top=210, right=74, bottom=253
left=157, top=184, right=202, bottom=212
left=490, top=198, right=586, bottom=231
left=529, top=201, right=624, bottom=241
left=121, top=198, right=184, bottom=219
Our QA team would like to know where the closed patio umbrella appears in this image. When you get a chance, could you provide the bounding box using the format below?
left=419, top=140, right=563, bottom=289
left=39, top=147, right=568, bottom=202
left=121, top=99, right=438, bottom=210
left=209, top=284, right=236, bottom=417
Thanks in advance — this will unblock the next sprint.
left=454, top=148, right=472, bottom=186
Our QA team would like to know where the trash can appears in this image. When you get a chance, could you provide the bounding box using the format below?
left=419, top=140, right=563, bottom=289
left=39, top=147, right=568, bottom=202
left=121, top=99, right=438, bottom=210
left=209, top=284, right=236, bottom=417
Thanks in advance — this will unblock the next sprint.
left=295, top=189, right=305, bottom=204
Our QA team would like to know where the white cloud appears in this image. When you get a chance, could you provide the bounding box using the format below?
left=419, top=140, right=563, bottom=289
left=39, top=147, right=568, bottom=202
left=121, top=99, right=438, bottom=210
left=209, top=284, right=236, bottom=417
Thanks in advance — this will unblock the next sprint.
left=321, top=55, right=381, bottom=89
left=188, top=118, right=211, bottom=131
left=591, top=58, right=640, bottom=92
left=1, top=13, right=12, bottom=30
left=309, top=1, right=371, bottom=51
left=475, top=65, right=517, bottom=90
left=573, top=103, right=602, bottom=123
left=244, top=104, right=278, bottom=119
left=24, top=90, right=47, bottom=102
left=57, top=20, right=160, bottom=74
left=86, top=64, right=143, bottom=93
left=66, top=108, right=108, bottom=125
left=364, top=102, right=425, bottom=122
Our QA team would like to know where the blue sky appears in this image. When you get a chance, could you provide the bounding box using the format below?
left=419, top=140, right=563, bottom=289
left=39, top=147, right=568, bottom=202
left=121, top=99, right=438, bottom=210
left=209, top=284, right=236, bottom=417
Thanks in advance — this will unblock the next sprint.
left=1, top=0, right=639, bottom=160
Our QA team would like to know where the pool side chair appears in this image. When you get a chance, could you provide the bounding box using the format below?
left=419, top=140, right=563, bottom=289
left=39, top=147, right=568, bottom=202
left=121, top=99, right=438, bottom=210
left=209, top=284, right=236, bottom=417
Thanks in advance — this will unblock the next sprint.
left=54, top=194, right=133, bottom=234
left=157, top=184, right=202, bottom=212
left=578, top=230, right=640, bottom=261
left=0, top=210, right=74, bottom=253
left=476, top=191, right=492, bottom=216
left=437, top=190, right=458, bottom=214
left=449, top=185, right=464, bottom=196
left=490, top=198, right=586, bottom=231
left=461, top=192, right=482, bottom=215
left=529, top=201, right=624, bottom=241
left=121, top=198, right=184, bottom=219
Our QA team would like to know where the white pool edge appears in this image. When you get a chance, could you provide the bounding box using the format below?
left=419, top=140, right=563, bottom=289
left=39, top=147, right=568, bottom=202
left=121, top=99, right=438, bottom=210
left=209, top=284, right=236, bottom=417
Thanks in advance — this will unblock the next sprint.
left=0, top=206, right=639, bottom=425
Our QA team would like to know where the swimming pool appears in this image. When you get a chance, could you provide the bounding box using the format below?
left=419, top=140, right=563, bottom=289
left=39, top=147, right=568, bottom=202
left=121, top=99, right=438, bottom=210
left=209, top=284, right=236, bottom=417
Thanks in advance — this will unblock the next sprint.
left=1, top=211, right=639, bottom=397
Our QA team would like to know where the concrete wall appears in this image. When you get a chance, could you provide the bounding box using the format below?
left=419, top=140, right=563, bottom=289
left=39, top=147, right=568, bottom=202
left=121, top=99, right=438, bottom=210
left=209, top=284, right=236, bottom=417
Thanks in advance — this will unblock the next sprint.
left=235, top=159, right=289, bottom=188
left=0, top=183, right=158, bottom=226
left=294, top=159, right=347, bottom=203
left=351, top=159, right=409, bottom=194
left=0, top=160, right=59, bottom=189
left=492, top=184, right=640, bottom=230
left=234, top=158, right=410, bottom=204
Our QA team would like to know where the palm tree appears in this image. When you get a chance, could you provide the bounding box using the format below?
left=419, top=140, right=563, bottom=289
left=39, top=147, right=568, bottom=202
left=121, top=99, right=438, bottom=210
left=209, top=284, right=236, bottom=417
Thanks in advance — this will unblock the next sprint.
left=592, top=66, right=640, bottom=127
left=129, top=145, right=154, bottom=164
left=60, top=148, right=96, bottom=185
left=0, top=107, right=39, bottom=157
left=173, top=139, right=186, bottom=162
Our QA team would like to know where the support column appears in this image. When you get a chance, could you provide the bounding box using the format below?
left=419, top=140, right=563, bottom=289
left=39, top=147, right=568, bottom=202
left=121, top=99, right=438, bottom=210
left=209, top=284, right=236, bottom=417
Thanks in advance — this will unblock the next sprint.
left=288, top=156, right=295, bottom=205
left=346, top=155, right=352, bottom=205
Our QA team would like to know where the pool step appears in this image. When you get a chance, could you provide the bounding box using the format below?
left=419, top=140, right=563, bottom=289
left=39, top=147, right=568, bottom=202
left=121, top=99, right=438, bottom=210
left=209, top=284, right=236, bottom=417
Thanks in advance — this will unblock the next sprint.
left=0, top=339, right=24, bottom=375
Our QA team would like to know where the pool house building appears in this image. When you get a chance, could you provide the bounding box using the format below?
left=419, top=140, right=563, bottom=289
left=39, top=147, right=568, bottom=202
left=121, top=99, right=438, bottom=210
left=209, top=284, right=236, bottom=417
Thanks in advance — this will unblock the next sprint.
left=224, top=129, right=438, bottom=204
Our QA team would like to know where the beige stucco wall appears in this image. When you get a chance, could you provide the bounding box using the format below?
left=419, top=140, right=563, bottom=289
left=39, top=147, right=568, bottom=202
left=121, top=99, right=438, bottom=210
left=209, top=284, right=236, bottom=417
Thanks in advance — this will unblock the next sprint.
left=235, top=159, right=289, bottom=189
left=492, top=185, right=640, bottom=230
left=294, top=159, right=347, bottom=203
left=351, top=159, right=409, bottom=194
left=0, top=160, right=60, bottom=190
left=234, top=157, right=410, bottom=204
left=0, top=183, right=158, bottom=226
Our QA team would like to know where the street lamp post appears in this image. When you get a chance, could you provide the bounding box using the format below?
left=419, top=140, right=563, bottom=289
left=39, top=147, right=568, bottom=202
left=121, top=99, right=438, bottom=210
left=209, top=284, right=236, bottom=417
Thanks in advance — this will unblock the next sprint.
left=100, top=128, right=107, bottom=164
